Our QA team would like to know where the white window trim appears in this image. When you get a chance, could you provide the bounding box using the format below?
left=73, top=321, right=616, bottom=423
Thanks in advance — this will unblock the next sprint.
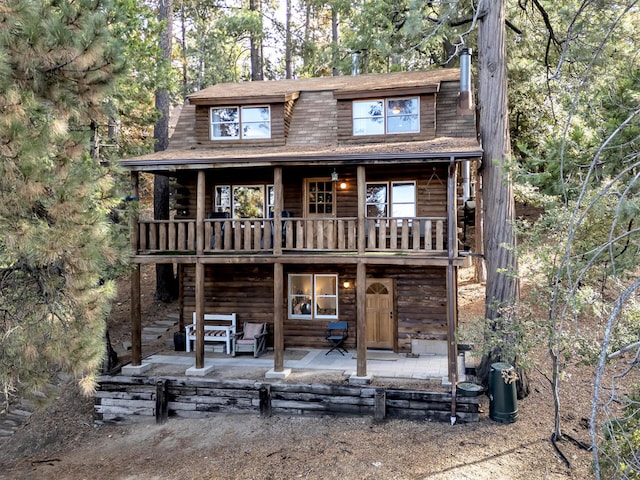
left=288, top=273, right=339, bottom=320
left=210, top=105, right=271, bottom=140
left=213, top=184, right=270, bottom=219
left=365, top=181, right=417, bottom=220
left=352, top=96, right=420, bottom=136
left=386, top=97, right=420, bottom=135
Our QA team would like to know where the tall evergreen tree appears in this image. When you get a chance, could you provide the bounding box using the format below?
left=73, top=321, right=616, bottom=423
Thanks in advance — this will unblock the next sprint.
left=0, top=0, right=127, bottom=400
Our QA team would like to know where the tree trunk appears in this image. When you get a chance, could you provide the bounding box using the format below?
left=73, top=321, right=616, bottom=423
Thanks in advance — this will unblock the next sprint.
left=154, top=0, right=177, bottom=303
left=331, top=7, right=339, bottom=76
left=249, top=0, right=263, bottom=81
left=477, top=0, right=527, bottom=398
left=285, top=0, right=292, bottom=79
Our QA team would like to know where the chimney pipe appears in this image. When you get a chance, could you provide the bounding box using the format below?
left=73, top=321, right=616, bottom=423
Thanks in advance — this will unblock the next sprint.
left=458, top=48, right=473, bottom=112
left=351, top=51, right=360, bottom=76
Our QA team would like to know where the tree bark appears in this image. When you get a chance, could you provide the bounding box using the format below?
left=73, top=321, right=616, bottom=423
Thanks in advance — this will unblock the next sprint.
left=154, top=0, right=177, bottom=302
left=249, top=0, right=264, bottom=81
left=331, top=7, right=339, bottom=76
left=285, top=0, right=292, bottom=79
left=477, top=0, right=527, bottom=397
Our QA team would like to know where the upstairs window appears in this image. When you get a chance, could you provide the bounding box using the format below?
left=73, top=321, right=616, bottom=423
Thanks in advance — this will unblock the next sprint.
left=210, top=106, right=271, bottom=140
left=353, top=97, right=419, bottom=136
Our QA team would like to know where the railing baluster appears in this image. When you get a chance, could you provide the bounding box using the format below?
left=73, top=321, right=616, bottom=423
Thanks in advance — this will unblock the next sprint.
left=367, top=219, right=376, bottom=248
left=140, top=222, right=147, bottom=251
left=177, top=222, right=185, bottom=250
left=389, top=219, right=398, bottom=249
left=378, top=220, right=386, bottom=250
left=295, top=220, right=304, bottom=248
left=305, top=220, right=314, bottom=249
left=425, top=220, right=433, bottom=251
left=436, top=220, right=444, bottom=250
left=413, top=220, right=421, bottom=251
left=337, top=220, right=345, bottom=250
left=253, top=220, right=262, bottom=250
left=187, top=221, right=195, bottom=250
left=243, top=220, right=251, bottom=250
left=347, top=220, right=356, bottom=249
left=168, top=222, right=176, bottom=251
left=264, top=220, right=272, bottom=249
left=149, top=223, right=157, bottom=250
left=401, top=221, right=409, bottom=250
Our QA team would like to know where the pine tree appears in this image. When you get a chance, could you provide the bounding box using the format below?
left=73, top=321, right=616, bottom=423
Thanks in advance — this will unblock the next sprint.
left=0, top=0, right=127, bottom=401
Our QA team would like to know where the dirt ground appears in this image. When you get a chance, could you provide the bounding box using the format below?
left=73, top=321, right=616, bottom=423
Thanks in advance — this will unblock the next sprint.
left=0, top=266, right=596, bottom=480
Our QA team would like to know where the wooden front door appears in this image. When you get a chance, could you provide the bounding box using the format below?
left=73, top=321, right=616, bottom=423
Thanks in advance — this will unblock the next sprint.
left=365, top=278, right=395, bottom=350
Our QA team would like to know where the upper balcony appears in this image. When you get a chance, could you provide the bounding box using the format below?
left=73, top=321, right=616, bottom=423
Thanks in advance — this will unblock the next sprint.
left=135, top=215, right=455, bottom=260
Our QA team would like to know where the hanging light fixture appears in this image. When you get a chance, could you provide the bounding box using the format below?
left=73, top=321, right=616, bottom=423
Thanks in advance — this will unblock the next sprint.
left=331, top=168, right=339, bottom=182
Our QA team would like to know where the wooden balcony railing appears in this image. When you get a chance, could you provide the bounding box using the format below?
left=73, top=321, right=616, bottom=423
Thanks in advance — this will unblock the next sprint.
left=136, top=217, right=449, bottom=255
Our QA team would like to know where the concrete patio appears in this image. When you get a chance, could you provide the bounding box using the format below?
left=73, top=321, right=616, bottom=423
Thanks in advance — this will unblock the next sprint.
left=125, top=348, right=468, bottom=385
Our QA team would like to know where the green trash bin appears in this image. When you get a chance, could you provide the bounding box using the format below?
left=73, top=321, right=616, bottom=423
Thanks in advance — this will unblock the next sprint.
left=489, top=362, right=518, bottom=423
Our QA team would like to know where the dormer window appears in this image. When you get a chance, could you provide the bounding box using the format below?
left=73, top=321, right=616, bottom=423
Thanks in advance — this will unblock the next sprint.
left=352, top=97, right=419, bottom=136
left=210, top=106, right=271, bottom=140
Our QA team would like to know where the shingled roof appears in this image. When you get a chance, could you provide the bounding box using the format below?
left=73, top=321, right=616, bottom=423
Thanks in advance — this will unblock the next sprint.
left=187, top=69, right=461, bottom=104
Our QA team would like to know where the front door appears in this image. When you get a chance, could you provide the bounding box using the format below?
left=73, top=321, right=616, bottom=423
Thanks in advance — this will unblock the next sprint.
left=366, top=278, right=395, bottom=350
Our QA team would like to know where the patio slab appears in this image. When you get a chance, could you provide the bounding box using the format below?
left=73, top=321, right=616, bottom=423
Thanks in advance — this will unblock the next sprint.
left=141, top=349, right=451, bottom=382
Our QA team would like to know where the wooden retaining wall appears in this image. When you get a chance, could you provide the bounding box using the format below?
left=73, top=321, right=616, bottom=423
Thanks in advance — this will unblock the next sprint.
left=95, top=376, right=481, bottom=424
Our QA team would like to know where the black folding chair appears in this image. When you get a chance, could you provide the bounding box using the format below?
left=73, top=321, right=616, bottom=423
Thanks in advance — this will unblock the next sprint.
left=325, top=321, right=348, bottom=355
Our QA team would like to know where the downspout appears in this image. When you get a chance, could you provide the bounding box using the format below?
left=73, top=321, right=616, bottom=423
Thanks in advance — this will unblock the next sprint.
left=447, top=157, right=459, bottom=424
left=459, top=48, right=473, bottom=204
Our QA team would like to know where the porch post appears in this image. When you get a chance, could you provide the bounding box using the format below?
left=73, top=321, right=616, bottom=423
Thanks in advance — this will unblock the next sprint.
left=195, top=170, right=206, bottom=369
left=356, top=261, right=367, bottom=377
left=447, top=157, right=459, bottom=421
left=273, top=167, right=282, bottom=255
left=273, top=262, right=284, bottom=371
left=130, top=171, right=142, bottom=366
left=357, top=166, right=365, bottom=254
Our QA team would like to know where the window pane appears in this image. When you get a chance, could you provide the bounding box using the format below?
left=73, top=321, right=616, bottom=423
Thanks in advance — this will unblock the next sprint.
left=353, top=100, right=383, bottom=118
left=215, top=186, right=231, bottom=213
left=241, top=107, right=271, bottom=139
left=233, top=185, right=264, bottom=218
left=387, top=115, right=419, bottom=133
left=211, top=107, right=239, bottom=139
left=289, top=274, right=312, bottom=317
left=387, top=98, right=419, bottom=134
left=353, top=100, right=384, bottom=136
left=315, top=275, right=336, bottom=295
left=212, top=107, right=239, bottom=123
left=316, top=298, right=337, bottom=316
left=366, top=184, right=388, bottom=217
left=391, top=182, right=416, bottom=217
left=387, top=98, right=418, bottom=115
left=353, top=118, right=385, bottom=136
left=241, top=106, right=270, bottom=122
left=212, top=123, right=239, bottom=138
left=267, top=185, right=275, bottom=215
left=316, top=275, right=338, bottom=317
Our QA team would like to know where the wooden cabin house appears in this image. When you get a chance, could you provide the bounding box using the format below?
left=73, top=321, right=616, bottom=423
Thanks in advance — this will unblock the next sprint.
left=120, top=57, right=482, bottom=387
